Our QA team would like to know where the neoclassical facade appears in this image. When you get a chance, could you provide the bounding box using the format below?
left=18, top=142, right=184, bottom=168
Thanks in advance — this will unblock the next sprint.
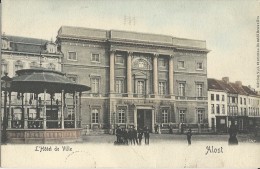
left=56, top=26, right=210, bottom=133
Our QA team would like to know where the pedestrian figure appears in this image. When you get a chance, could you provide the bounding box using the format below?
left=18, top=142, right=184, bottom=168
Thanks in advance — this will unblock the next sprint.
left=123, top=128, right=129, bottom=145
left=144, top=126, right=150, bottom=145
left=138, top=128, right=143, bottom=145
left=228, top=120, right=238, bottom=145
left=132, top=127, right=138, bottom=145
left=155, top=124, right=158, bottom=134
left=128, top=127, right=133, bottom=145
left=169, top=126, right=173, bottom=134
left=181, top=123, right=185, bottom=134
left=116, top=126, right=121, bottom=143
left=186, top=128, right=192, bottom=145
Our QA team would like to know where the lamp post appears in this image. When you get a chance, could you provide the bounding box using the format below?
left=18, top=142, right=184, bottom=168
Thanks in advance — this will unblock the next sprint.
left=1, top=72, right=12, bottom=143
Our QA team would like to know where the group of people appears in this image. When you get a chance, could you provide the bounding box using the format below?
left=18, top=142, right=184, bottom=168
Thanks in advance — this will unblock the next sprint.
left=115, top=126, right=150, bottom=145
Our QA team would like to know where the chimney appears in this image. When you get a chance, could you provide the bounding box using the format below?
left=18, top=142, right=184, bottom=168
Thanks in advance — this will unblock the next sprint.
left=222, top=77, right=229, bottom=83
left=235, top=81, right=242, bottom=87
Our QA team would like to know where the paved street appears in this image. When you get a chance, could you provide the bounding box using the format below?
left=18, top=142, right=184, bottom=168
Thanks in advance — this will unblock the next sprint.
left=82, top=133, right=259, bottom=144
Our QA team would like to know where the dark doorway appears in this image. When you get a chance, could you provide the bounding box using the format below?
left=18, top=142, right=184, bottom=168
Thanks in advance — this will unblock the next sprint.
left=137, top=109, right=152, bottom=132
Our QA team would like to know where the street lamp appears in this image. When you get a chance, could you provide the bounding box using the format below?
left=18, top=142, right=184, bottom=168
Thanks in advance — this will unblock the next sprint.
left=1, top=72, right=12, bottom=143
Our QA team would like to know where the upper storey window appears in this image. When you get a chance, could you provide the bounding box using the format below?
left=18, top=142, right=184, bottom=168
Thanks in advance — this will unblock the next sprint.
left=2, top=40, right=9, bottom=49
left=196, top=62, right=203, bottom=70
left=158, top=58, right=167, bottom=67
left=178, top=61, right=185, bottom=69
left=68, top=52, right=77, bottom=61
left=115, top=55, right=124, bottom=64
left=91, top=53, right=100, bottom=62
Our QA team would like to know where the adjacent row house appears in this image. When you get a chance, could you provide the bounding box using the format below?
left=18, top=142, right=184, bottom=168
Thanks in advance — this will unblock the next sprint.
left=208, top=77, right=260, bottom=133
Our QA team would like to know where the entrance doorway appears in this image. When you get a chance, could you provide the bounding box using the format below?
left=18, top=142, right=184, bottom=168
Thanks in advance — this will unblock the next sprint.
left=137, top=109, right=152, bottom=132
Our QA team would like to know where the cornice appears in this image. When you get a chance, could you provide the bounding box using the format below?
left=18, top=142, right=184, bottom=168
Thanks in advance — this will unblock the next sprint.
left=1, top=50, right=62, bottom=58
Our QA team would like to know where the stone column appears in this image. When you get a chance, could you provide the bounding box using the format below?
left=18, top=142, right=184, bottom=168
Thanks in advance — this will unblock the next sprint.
left=61, top=90, right=64, bottom=129
left=153, top=54, right=158, bottom=96
left=127, top=51, right=133, bottom=97
left=110, top=50, right=115, bottom=94
left=43, top=89, right=47, bottom=129
left=169, top=55, right=174, bottom=96
left=134, top=107, right=137, bottom=128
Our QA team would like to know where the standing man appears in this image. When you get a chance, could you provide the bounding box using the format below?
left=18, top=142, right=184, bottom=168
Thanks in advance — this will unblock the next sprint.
left=144, top=126, right=150, bottom=145
left=116, top=126, right=121, bottom=143
left=133, top=126, right=138, bottom=145
left=186, top=128, right=192, bottom=145
left=138, top=128, right=143, bottom=145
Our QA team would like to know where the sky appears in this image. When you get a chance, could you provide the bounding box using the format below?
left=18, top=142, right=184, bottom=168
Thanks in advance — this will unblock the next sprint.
left=2, top=0, right=260, bottom=89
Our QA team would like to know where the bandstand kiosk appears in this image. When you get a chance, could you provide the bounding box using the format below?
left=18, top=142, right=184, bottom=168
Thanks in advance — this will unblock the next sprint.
left=4, top=68, right=90, bottom=143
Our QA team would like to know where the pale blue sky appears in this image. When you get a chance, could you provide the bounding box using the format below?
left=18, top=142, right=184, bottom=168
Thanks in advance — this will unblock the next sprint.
left=2, top=0, right=260, bottom=89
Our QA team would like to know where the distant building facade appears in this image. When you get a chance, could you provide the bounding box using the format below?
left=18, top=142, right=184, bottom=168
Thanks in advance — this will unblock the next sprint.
left=56, top=26, right=209, bottom=133
left=208, top=77, right=260, bottom=132
left=1, top=35, right=62, bottom=128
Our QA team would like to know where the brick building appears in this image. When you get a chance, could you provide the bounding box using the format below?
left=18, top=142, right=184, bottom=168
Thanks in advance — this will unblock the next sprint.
left=56, top=26, right=209, bottom=133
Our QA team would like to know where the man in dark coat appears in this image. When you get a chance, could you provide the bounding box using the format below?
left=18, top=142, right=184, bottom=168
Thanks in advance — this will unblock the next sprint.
left=186, top=128, right=192, bottom=145
left=144, top=126, right=150, bottom=145
left=133, top=127, right=138, bottom=145
left=116, top=126, right=121, bottom=143
left=138, top=128, right=143, bottom=145
left=228, top=121, right=238, bottom=145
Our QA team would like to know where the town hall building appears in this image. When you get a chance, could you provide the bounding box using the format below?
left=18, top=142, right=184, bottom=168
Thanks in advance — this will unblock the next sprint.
left=56, top=26, right=209, bottom=133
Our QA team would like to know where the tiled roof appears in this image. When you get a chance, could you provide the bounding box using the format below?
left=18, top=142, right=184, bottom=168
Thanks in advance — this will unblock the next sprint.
left=208, top=78, right=258, bottom=96
left=3, top=35, right=50, bottom=54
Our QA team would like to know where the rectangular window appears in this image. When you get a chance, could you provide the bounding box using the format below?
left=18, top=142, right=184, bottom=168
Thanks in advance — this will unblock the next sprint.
left=196, top=84, right=203, bottom=97
left=1, top=64, right=8, bottom=76
left=91, top=53, right=100, bottom=62
left=211, top=104, right=215, bottom=114
left=91, top=109, right=99, bottom=123
left=197, top=110, right=203, bottom=123
left=211, top=94, right=214, bottom=101
left=216, top=94, right=219, bottom=101
left=179, top=110, right=186, bottom=123
left=222, top=105, right=225, bottom=114
left=178, top=83, right=185, bottom=96
left=232, top=97, right=236, bottom=103
left=115, top=55, right=124, bottom=64
left=240, top=98, right=242, bottom=105
left=137, top=80, right=145, bottom=94
left=162, top=109, right=168, bottom=123
left=68, top=52, right=77, bottom=60
left=118, top=109, right=125, bottom=123
left=115, top=79, right=124, bottom=93
left=159, top=58, right=167, bottom=67
left=91, top=78, right=100, bottom=93
left=178, top=61, right=185, bottom=69
left=244, top=98, right=246, bottom=105
left=222, top=95, right=225, bottom=101
left=196, top=62, right=203, bottom=70
left=159, top=81, right=166, bottom=95
left=244, top=108, right=247, bottom=116
left=216, top=104, right=220, bottom=114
